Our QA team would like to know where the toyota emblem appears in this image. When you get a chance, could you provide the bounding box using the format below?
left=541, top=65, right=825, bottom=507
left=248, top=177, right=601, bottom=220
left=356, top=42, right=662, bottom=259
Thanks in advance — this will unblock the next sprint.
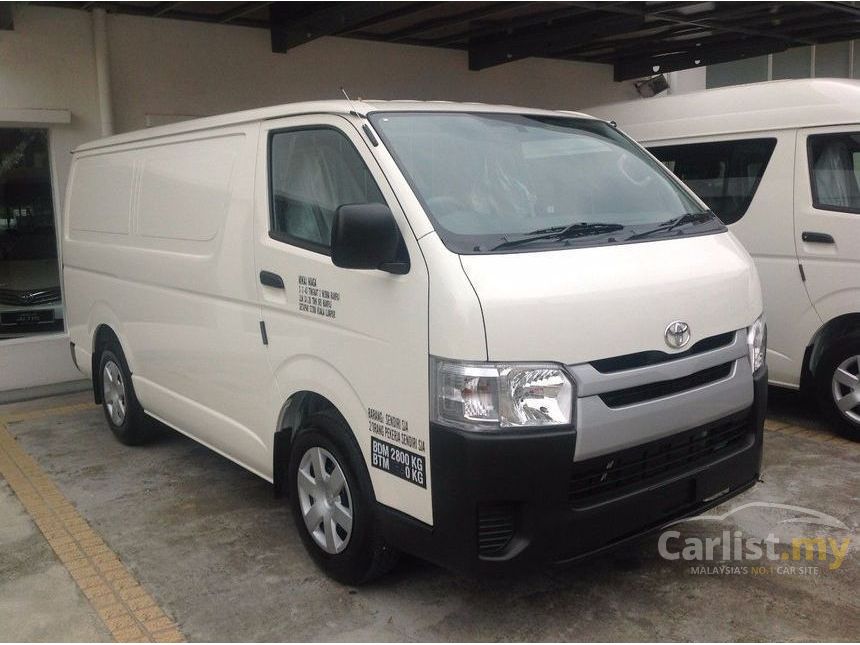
left=665, top=321, right=691, bottom=349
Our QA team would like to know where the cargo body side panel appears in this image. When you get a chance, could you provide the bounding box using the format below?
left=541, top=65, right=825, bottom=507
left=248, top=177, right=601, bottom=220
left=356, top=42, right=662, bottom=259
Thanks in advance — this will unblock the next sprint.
left=63, top=126, right=279, bottom=478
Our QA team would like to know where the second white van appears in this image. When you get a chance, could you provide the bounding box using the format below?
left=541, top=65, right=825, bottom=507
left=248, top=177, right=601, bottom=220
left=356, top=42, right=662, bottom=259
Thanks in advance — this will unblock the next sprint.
left=591, top=79, right=860, bottom=441
left=63, top=100, right=767, bottom=583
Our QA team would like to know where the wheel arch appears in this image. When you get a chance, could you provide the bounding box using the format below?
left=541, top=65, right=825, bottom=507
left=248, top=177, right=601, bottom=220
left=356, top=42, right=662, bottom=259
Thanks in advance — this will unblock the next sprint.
left=802, top=312, right=860, bottom=389
left=271, top=362, right=367, bottom=499
left=91, top=324, right=122, bottom=404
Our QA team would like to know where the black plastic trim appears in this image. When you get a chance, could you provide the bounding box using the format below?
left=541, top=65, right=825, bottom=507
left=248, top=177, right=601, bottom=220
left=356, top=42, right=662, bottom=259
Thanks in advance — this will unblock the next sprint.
left=259, top=270, right=285, bottom=289
left=802, top=231, right=835, bottom=244
left=376, top=368, right=767, bottom=576
left=598, top=361, right=733, bottom=407
left=590, top=330, right=736, bottom=373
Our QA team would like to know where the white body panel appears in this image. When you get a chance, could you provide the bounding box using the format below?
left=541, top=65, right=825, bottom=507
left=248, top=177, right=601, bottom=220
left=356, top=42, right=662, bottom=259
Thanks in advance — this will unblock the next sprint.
left=63, top=99, right=762, bottom=528
left=461, top=232, right=761, bottom=364
left=589, top=79, right=860, bottom=388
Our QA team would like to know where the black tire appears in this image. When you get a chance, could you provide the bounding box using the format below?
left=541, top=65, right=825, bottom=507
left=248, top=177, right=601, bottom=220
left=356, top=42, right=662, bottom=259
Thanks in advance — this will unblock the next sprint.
left=287, top=410, right=399, bottom=584
left=814, top=335, right=860, bottom=442
left=97, top=341, right=153, bottom=446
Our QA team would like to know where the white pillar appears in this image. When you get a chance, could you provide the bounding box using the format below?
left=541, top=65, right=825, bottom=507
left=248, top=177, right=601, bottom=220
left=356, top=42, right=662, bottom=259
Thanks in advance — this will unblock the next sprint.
left=92, top=8, right=114, bottom=136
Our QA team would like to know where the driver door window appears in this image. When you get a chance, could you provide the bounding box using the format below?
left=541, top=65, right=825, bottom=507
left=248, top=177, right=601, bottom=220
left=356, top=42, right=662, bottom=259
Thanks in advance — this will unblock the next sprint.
left=268, top=128, right=384, bottom=253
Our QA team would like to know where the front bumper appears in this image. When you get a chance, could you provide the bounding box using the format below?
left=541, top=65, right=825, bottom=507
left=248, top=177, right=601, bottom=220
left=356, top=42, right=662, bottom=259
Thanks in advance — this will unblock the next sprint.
left=378, top=368, right=767, bottom=575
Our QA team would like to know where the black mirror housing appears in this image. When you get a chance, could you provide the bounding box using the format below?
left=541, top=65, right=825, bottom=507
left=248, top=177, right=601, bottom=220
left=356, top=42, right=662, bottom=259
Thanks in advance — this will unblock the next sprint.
left=331, top=203, right=409, bottom=274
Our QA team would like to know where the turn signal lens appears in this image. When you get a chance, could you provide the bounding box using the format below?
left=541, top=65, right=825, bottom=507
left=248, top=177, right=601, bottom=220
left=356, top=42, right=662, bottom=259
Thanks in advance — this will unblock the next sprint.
left=747, top=314, right=767, bottom=373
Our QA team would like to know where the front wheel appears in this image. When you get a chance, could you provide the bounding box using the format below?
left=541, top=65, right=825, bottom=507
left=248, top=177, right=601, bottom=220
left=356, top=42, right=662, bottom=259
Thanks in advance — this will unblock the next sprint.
left=98, top=342, right=153, bottom=445
left=815, top=338, right=860, bottom=442
left=287, top=412, right=399, bottom=584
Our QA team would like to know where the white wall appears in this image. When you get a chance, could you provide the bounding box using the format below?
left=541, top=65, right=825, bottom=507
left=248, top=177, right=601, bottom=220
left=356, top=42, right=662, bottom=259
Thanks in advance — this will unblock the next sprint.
left=105, top=12, right=637, bottom=134
left=0, top=5, right=638, bottom=393
left=0, top=6, right=103, bottom=207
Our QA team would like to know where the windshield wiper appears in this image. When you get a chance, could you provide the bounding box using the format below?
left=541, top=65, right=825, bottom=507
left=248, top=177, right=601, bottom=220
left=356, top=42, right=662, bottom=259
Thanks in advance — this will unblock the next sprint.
left=625, top=212, right=713, bottom=241
left=489, top=222, right=625, bottom=251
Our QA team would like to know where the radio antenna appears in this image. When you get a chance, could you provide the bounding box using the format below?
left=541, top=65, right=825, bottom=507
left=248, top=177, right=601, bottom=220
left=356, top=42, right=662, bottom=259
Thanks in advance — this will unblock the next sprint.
left=340, top=87, right=359, bottom=117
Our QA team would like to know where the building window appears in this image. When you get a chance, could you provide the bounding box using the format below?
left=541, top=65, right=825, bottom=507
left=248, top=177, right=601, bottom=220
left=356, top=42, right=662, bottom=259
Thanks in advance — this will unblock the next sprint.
left=808, top=132, right=860, bottom=213
left=705, top=39, right=858, bottom=88
left=706, top=55, right=769, bottom=89
left=649, top=138, right=777, bottom=225
left=815, top=41, right=851, bottom=78
left=268, top=128, right=384, bottom=253
left=0, top=128, right=62, bottom=339
left=772, top=46, right=813, bottom=80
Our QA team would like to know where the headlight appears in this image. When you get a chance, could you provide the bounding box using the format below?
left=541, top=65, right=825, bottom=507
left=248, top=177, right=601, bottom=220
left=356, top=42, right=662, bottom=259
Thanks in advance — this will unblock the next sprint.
left=747, top=314, right=767, bottom=373
left=431, top=358, right=574, bottom=431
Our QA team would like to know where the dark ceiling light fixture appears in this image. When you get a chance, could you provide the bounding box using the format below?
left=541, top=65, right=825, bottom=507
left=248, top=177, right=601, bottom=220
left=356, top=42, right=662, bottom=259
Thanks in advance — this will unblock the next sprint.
left=635, top=74, right=670, bottom=98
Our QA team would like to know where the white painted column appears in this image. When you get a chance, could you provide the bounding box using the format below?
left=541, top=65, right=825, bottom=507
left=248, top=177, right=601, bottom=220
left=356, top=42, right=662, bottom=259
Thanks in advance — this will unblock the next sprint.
left=92, top=8, right=114, bottom=136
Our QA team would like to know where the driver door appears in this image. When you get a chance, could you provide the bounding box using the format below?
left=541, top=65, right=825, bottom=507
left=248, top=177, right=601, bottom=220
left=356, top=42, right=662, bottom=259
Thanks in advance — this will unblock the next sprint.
left=252, top=114, right=433, bottom=525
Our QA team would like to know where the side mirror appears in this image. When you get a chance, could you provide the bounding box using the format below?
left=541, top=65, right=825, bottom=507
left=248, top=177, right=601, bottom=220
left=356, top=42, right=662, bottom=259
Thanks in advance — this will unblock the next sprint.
left=331, top=203, right=409, bottom=274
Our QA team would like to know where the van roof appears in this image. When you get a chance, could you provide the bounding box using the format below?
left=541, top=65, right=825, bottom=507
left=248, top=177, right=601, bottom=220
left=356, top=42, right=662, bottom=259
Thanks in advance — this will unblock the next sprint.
left=588, top=78, right=860, bottom=142
left=74, top=100, right=595, bottom=152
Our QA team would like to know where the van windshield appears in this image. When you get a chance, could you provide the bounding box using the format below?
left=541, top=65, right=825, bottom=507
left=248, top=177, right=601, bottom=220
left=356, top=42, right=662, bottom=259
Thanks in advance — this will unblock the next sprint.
left=369, top=112, right=723, bottom=254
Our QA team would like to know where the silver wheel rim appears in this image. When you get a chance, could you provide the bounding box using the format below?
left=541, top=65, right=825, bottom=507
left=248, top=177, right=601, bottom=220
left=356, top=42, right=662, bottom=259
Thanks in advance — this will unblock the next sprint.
left=831, top=355, right=860, bottom=424
left=297, top=446, right=353, bottom=554
left=102, top=360, right=127, bottom=426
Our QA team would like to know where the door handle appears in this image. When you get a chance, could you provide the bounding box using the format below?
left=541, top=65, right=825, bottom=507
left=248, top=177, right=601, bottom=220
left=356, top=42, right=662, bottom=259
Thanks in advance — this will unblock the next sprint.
left=802, top=231, right=835, bottom=244
left=259, top=270, right=285, bottom=289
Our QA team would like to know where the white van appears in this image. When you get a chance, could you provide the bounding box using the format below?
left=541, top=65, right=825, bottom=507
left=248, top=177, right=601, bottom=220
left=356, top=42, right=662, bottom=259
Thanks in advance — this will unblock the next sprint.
left=590, top=79, right=860, bottom=442
left=63, top=100, right=767, bottom=583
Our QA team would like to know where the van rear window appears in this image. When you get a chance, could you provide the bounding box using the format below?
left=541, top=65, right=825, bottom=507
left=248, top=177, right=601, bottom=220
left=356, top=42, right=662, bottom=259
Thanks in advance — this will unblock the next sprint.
left=649, top=138, right=776, bottom=225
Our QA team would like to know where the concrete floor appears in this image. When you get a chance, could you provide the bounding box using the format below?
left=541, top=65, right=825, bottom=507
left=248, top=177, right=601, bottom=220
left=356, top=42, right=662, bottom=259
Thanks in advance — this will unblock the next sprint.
left=1, top=388, right=858, bottom=642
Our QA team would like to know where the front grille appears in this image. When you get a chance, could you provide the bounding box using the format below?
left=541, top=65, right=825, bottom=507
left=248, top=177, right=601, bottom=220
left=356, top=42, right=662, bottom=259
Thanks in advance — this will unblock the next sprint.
left=477, top=503, right=517, bottom=557
left=0, top=287, right=61, bottom=306
left=590, top=331, right=736, bottom=373
left=568, top=410, right=752, bottom=507
left=599, top=362, right=733, bottom=408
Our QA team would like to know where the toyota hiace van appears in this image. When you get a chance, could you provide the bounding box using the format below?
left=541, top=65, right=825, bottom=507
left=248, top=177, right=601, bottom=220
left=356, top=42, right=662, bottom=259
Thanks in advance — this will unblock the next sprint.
left=63, top=100, right=767, bottom=583
left=591, top=79, right=860, bottom=441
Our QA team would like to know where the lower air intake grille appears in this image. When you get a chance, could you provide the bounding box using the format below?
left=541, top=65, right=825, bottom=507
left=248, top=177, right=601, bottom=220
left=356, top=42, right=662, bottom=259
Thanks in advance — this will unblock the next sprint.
left=477, top=503, right=516, bottom=556
left=599, top=362, right=733, bottom=408
left=569, top=410, right=752, bottom=507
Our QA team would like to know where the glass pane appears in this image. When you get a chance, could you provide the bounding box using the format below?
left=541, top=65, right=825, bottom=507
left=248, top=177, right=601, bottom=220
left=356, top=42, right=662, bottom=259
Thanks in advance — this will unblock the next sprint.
left=650, top=139, right=778, bottom=225
left=0, top=128, right=62, bottom=339
left=269, top=129, right=384, bottom=249
left=815, top=41, right=851, bottom=78
left=854, top=40, right=860, bottom=79
left=371, top=113, right=718, bottom=254
left=706, top=56, right=768, bottom=88
left=808, top=132, right=860, bottom=212
left=772, top=46, right=812, bottom=80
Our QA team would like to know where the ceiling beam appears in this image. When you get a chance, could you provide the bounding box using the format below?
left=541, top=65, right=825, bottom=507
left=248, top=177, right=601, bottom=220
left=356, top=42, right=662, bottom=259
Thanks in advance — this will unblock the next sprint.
left=151, top=2, right=184, bottom=18
left=383, top=2, right=527, bottom=43
left=218, top=2, right=271, bottom=24
left=469, top=14, right=644, bottom=70
left=571, top=5, right=833, bottom=60
left=425, top=3, right=616, bottom=47
left=613, top=39, right=788, bottom=81
left=0, top=4, right=12, bottom=30
left=808, top=1, right=860, bottom=18
left=270, top=2, right=432, bottom=53
left=570, top=1, right=816, bottom=46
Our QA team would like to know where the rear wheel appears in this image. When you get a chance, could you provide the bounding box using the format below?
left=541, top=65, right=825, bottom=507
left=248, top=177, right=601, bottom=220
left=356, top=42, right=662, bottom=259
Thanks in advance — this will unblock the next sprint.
left=287, top=411, right=399, bottom=584
left=97, top=342, right=152, bottom=445
left=815, top=337, right=860, bottom=442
